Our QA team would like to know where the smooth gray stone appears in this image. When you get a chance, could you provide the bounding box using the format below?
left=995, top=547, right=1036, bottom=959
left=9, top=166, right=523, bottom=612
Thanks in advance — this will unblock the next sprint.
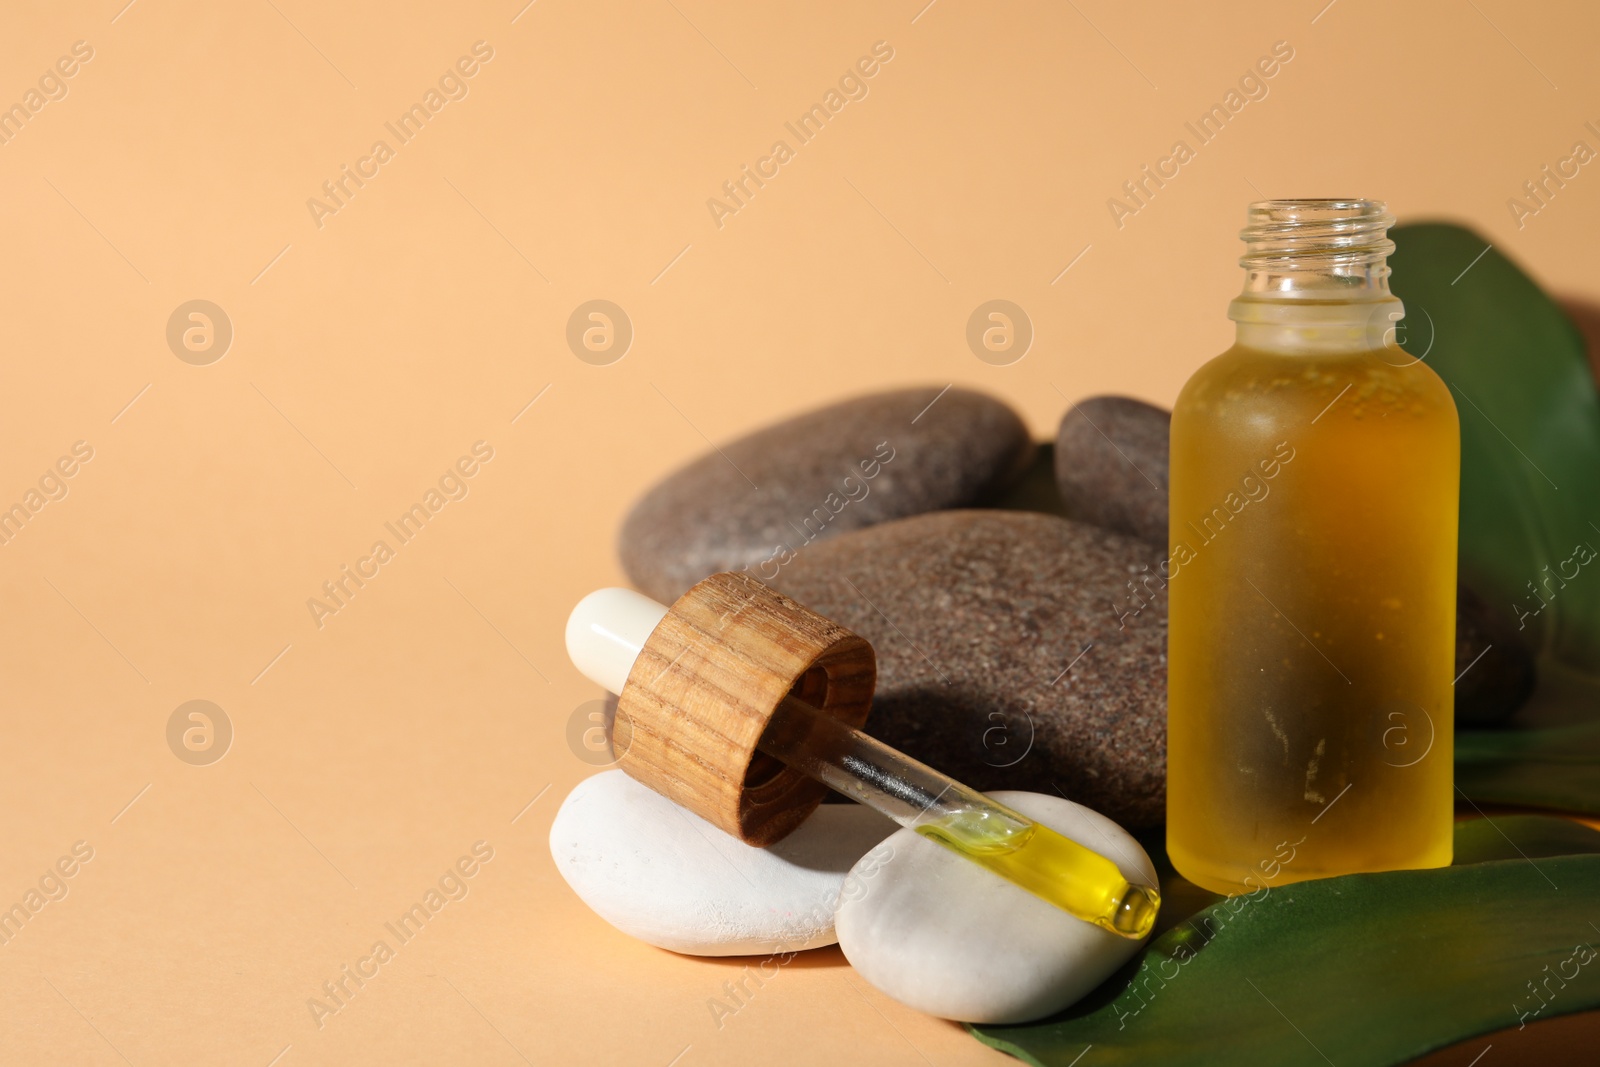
left=1055, top=395, right=1170, bottom=546
left=618, top=386, right=1033, bottom=603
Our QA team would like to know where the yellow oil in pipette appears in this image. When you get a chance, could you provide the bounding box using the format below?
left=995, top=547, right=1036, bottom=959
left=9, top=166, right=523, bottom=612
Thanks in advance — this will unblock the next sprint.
left=754, top=693, right=1161, bottom=938
left=917, top=812, right=1160, bottom=938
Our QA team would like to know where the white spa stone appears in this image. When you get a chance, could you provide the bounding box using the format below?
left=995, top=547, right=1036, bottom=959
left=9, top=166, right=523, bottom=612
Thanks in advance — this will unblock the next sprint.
left=834, top=790, right=1156, bottom=1023
left=549, top=769, right=897, bottom=956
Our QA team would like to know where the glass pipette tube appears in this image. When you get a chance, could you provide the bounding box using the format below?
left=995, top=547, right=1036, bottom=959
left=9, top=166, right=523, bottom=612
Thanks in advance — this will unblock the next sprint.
left=564, top=586, right=1160, bottom=940
left=760, top=694, right=1160, bottom=939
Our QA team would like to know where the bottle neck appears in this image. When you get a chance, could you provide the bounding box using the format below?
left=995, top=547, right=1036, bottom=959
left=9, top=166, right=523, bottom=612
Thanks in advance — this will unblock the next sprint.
left=1231, top=295, right=1405, bottom=354
left=1228, top=199, right=1402, bottom=354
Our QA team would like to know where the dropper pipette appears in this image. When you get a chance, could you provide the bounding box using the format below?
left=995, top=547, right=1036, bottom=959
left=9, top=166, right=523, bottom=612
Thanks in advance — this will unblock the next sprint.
left=568, top=585, right=1160, bottom=939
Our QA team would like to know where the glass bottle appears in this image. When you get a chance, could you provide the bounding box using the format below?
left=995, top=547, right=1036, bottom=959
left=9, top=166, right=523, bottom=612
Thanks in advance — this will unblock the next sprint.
left=1166, top=200, right=1459, bottom=896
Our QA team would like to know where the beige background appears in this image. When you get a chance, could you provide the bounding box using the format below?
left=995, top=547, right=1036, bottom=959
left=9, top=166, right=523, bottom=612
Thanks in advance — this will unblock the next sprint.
left=1, top=0, right=1597, bottom=1063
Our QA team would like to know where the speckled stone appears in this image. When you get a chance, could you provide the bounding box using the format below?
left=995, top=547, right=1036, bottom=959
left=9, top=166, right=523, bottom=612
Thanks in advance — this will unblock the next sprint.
left=618, top=387, right=1033, bottom=603
left=1051, top=395, right=1532, bottom=725
left=1055, top=396, right=1170, bottom=546
left=768, top=510, right=1168, bottom=829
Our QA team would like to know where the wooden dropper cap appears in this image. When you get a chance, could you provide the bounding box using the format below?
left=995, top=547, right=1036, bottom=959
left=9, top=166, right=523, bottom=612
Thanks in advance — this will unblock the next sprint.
left=613, top=571, right=876, bottom=846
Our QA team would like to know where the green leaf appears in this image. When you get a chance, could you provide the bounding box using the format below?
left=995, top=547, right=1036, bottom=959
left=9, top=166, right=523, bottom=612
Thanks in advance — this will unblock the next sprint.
left=1452, top=813, right=1600, bottom=865
left=1388, top=225, right=1600, bottom=810
left=1389, top=223, right=1600, bottom=672
left=1455, top=661, right=1600, bottom=814
left=970, top=821, right=1600, bottom=1067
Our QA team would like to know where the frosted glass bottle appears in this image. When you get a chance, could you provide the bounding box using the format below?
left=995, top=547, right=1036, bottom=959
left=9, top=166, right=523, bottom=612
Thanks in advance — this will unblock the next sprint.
left=1166, top=200, right=1459, bottom=896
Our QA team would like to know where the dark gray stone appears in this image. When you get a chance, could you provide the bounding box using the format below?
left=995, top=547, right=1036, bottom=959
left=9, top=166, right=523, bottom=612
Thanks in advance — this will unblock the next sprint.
left=1047, top=393, right=1533, bottom=725
left=1054, top=396, right=1170, bottom=546
left=1454, top=582, right=1537, bottom=726
left=768, top=510, right=1168, bottom=830
left=619, top=387, right=1033, bottom=603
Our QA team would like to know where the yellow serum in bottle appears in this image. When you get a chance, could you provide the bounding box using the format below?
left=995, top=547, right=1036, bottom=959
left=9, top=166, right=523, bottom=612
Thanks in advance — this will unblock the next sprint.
left=1166, top=200, right=1459, bottom=896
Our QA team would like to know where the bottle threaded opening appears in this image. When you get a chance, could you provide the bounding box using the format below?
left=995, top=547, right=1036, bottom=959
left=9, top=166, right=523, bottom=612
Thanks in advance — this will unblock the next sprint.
left=1229, top=198, right=1404, bottom=344
left=1239, top=198, right=1395, bottom=271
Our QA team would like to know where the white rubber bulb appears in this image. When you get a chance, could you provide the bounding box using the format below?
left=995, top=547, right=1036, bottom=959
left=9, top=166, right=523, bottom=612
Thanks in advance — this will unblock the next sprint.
left=565, top=588, right=669, bottom=695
